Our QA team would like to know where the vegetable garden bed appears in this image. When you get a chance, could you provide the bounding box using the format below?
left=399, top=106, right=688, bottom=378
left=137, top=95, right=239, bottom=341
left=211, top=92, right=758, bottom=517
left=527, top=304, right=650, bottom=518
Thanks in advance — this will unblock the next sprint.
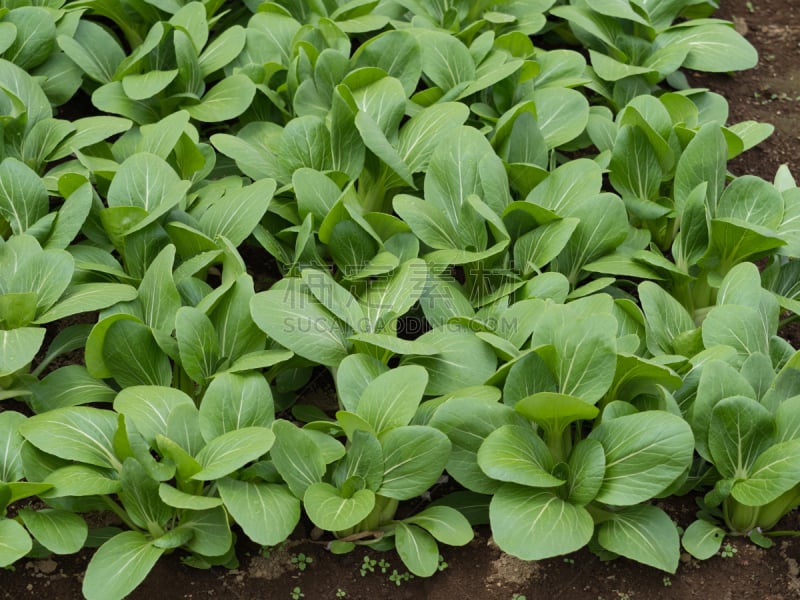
left=2, top=0, right=800, bottom=598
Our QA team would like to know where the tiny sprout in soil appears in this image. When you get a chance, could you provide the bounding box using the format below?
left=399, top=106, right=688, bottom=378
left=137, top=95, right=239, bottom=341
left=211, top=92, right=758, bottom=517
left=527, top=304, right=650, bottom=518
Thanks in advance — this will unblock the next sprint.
left=291, top=553, right=313, bottom=571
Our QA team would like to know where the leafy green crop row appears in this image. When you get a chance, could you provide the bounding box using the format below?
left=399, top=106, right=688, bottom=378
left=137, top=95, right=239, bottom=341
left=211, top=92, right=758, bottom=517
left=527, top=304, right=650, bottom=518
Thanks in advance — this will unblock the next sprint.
left=1, top=1, right=799, bottom=598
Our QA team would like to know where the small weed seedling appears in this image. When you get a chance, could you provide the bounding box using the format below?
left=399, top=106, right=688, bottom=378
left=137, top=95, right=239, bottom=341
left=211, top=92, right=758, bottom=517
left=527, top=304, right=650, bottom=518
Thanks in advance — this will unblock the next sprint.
left=336, top=589, right=347, bottom=598
left=721, top=543, right=738, bottom=558
left=511, top=594, right=527, bottom=600
left=291, top=587, right=304, bottom=600
left=378, top=558, right=391, bottom=574
left=662, top=577, right=672, bottom=587
left=389, top=569, right=414, bottom=586
left=359, top=555, right=376, bottom=576
left=437, top=555, right=449, bottom=572
left=291, top=553, right=313, bottom=572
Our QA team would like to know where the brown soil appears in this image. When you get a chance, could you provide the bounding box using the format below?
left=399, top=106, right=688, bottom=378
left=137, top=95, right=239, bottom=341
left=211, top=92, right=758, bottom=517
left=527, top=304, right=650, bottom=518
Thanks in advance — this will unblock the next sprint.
left=3, top=1, right=800, bottom=598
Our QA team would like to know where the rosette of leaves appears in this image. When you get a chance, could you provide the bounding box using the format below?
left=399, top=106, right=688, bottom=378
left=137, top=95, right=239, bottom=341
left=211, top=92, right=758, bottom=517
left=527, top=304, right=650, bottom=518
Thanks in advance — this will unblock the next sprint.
left=82, top=244, right=292, bottom=407
left=662, top=264, right=800, bottom=557
left=430, top=294, right=692, bottom=572
left=0, top=2, right=85, bottom=105
left=0, top=410, right=86, bottom=567
left=502, top=158, right=628, bottom=290
left=761, top=166, right=800, bottom=319
left=61, top=2, right=254, bottom=125
left=271, top=362, right=473, bottom=577
left=65, top=0, right=232, bottom=50
left=18, top=368, right=290, bottom=600
left=595, top=119, right=793, bottom=322
left=382, top=0, right=554, bottom=39
left=0, top=59, right=132, bottom=172
left=0, top=232, right=137, bottom=400
left=250, top=260, right=432, bottom=367
left=550, top=0, right=758, bottom=107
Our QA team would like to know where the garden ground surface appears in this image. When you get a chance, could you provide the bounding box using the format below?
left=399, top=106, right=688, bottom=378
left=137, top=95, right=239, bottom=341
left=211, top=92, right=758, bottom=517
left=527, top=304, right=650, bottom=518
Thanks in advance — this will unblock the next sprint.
left=3, top=1, right=800, bottom=598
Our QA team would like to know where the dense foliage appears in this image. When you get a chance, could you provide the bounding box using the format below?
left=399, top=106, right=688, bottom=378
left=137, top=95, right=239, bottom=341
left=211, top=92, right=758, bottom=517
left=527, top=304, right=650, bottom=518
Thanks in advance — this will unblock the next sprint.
left=1, top=1, right=798, bottom=597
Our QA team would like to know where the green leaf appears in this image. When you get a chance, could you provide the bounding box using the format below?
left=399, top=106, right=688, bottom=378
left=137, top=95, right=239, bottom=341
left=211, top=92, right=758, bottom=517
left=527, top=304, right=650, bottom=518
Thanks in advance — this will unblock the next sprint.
left=19, top=407, right=121, bottom=470
left=0, top=327, right=45, bottom=377
left=114, top=386, right=195, bottom=445
left=102, top=320, right=172, bottom=387
left=208, top=275, right=266, bottom=364
left=50, top=116, right=132, bottom=160
left=0, top=518, right=32, bottom=567
left=175, top=306, right=219, bottom=383
left=42, top=465, right=121, bottom=498
left=158, top=483, right=223, bottom=510
left=515, top=392, right=599, bottom=437
left=198, top=25, right=246, bottom=77
left=609, top=125, right=662, bottom=202
left=82, top=531, right=164, bottom=600
left=300, top=268, right=365, bottom=333
left=199, top=372, right=273, bottom=442
left=709, top=395, right=774, bottom=480
left=35, top=283, right=138, bottom=324
left=250, top=279, right=349, bottom=367
left=395, top=522, right=439, bottom=577
left=29, top=365, right=116, bottom=412
left=533, top=87, right=590, bottom=148
left=535, top=314, right=617, bottom=403
left=717, top=175, right=783, bottom=229
left=336, top=353, right=388, bottom=412
left=334, top=430, right=383, bottom=492
left=184, top=74, right=256, bottom=122
left=589, top=411, right=694, bottom=505
left=477, top=425, right=562, bottom=488
left=354, top=110, right=413, bottom=187
left=0, top=411, right=25, bottom=482
left=403, top=326, right=497, bottom=396
left=656, top=24, right=757, bottom=73
left=692, top=362, right=757, bottom=461
left=119, top=458, right=174, bottom=530
left=181, top=507, right=232, bottom=557
left=417, top=30, right=474, bottom=91
left=193, top=427, right=275, bottom=481
left=513, top=218, right=579, bottom=275
left=121, top=69, right=178, bottom=101
left=378, top=426, right=450, bottom=500
left=270, top=420, right=325, bottom=498
left=4, top=7, right=56, bottom=70
left=198, top=178, right=275, bottom=246
left=137, top=111, right=190, bottom=159
left=404, top=505, right=473, bottom=546
left=674, top=123, right=726, bottom=217
left=9, top=248, right=73, bottom=316
left=0, top=157, right=48, bottom=235
left=430, top=398, right=523, bottom=494
left=357, top=366, right=428, bottom=433
left=303, top=482, right=375, bottom=532
left=639, top=281, right=695, bottom=355
left=57, top=20, right=125, bottom=84
left=490, top=484, right=593, bottom=560
left=567, top=438, right=606, bottom=505
left=107, top=153, right=186, bottom=214
left=731, top=438, right=800, bottom=506
left=393, top=194, right=461, bottom=250
left=399, top=102, right=469, bottom=173
left=217, top=478, right=300, bottom=546
left=682, top=519, right=725, bottom=560
left=702, top=305, right=770, bottom=358
left=598, top=505, right=680, bottom=573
